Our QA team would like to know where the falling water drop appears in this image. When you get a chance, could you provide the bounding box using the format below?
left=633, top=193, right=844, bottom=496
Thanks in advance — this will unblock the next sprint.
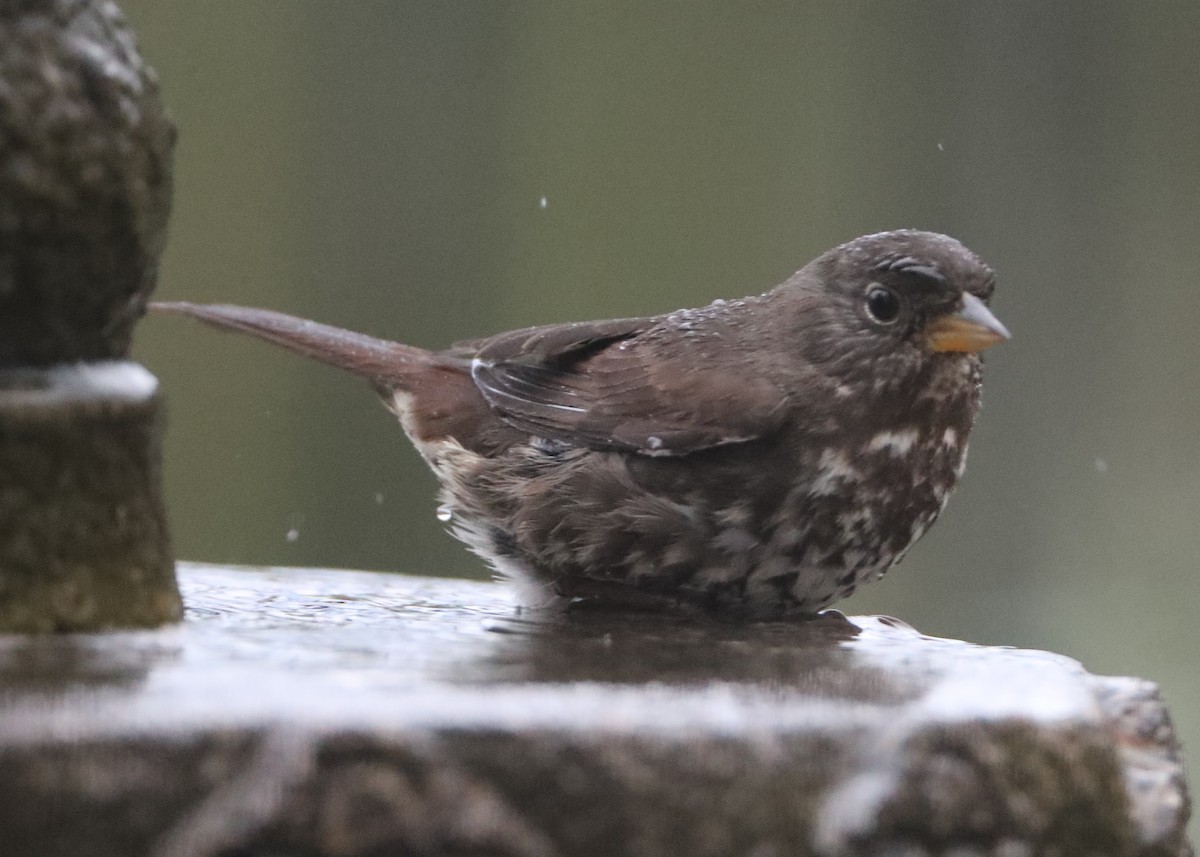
left=436, top=504, right=454, bottom=523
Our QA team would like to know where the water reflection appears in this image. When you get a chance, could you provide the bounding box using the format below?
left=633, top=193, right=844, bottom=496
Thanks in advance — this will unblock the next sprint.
left=0, top=633, right=174, bottom=696
left=0, top=565, right=983, bottom=724
left=477, top=607, right=889, bottom=693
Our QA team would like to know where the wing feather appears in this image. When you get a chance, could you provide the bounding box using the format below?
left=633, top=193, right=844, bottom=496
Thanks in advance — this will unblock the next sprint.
left=469, top=313, right=787, bottom=455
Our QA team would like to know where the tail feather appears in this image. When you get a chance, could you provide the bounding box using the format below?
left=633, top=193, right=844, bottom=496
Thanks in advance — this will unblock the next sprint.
left=150, top=302, right=441, bottom=384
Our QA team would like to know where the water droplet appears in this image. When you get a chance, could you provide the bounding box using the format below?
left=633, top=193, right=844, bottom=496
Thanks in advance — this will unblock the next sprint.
left=285, top=528, right=299, bottom=543
left=436, top=504, right=454, bottom=523
left=374, top=492, right=385, bottom=505
left=538, top=195, right=548, bottom=209
left=1094, top=458, right=1108, bottom=474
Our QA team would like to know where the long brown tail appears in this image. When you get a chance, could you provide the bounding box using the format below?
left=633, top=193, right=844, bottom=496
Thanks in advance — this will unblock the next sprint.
left=150, top=302, right=442, bottom=385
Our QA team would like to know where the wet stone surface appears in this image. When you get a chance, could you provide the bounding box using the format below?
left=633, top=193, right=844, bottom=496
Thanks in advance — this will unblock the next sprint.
left=0, top=563, right=1190, bottom=857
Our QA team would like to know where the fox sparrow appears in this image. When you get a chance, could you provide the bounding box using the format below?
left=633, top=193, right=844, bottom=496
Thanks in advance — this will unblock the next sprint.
left=155, top=230, right=1008, bottom=618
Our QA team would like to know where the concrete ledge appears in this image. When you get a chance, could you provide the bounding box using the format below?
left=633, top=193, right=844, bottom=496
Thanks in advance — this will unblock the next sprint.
left=0, top=563, right=1189, bottom=856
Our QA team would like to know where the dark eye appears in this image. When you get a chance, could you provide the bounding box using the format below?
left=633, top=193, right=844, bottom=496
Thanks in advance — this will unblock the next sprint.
left=865, top=285, right=901, bottom=324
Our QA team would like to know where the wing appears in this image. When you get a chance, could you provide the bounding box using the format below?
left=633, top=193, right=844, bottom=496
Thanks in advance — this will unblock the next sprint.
left=469, top=315, right=788, bottom=456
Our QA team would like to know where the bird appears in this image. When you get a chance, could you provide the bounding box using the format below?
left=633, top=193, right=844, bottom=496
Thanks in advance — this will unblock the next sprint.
left=153, top=230, right=1009, bottom=619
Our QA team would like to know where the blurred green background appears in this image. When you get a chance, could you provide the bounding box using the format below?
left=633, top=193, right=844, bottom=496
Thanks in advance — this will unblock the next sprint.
left=127, top=0, right=1199, bottom=822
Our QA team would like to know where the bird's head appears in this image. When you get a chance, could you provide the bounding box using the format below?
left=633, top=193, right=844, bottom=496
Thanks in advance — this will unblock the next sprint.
left=781, top=230, right=1010, bottom=387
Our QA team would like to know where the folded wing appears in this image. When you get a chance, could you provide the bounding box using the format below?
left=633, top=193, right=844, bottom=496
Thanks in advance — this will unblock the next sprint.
left=470, top=316, right=787, bottom=456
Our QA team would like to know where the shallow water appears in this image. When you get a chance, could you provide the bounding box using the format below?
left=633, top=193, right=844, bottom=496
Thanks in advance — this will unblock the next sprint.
left=0, top=563, right=1102, bottom=740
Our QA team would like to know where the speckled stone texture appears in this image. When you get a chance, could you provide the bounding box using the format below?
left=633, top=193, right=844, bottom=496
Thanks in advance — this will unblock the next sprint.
left=0, top=566, right=1188, bottom=856
left=0, top=363, right=180, bottom=631
left=0, top=0, right=174, bottom=365
left=0, top=0, right=178, bottom=631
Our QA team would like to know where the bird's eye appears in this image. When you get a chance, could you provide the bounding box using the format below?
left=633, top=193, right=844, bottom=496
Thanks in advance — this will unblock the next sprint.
left=865, top=285, right=901, bottom=324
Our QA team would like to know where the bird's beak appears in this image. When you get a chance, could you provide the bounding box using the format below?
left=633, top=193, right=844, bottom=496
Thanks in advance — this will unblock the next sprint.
left=923, top=293, right=1011, bottom=353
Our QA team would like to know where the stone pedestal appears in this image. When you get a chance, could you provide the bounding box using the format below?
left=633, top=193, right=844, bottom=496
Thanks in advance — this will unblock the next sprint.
left=0, top=363, right=179, bottom=631
left=0, top=0, right=178, bottom=631
left=0, top=564, right=1188, bottom=856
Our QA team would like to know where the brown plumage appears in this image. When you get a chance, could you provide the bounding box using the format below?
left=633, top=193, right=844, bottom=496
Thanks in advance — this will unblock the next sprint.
left=154, top=230, right=1008, bottom=618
